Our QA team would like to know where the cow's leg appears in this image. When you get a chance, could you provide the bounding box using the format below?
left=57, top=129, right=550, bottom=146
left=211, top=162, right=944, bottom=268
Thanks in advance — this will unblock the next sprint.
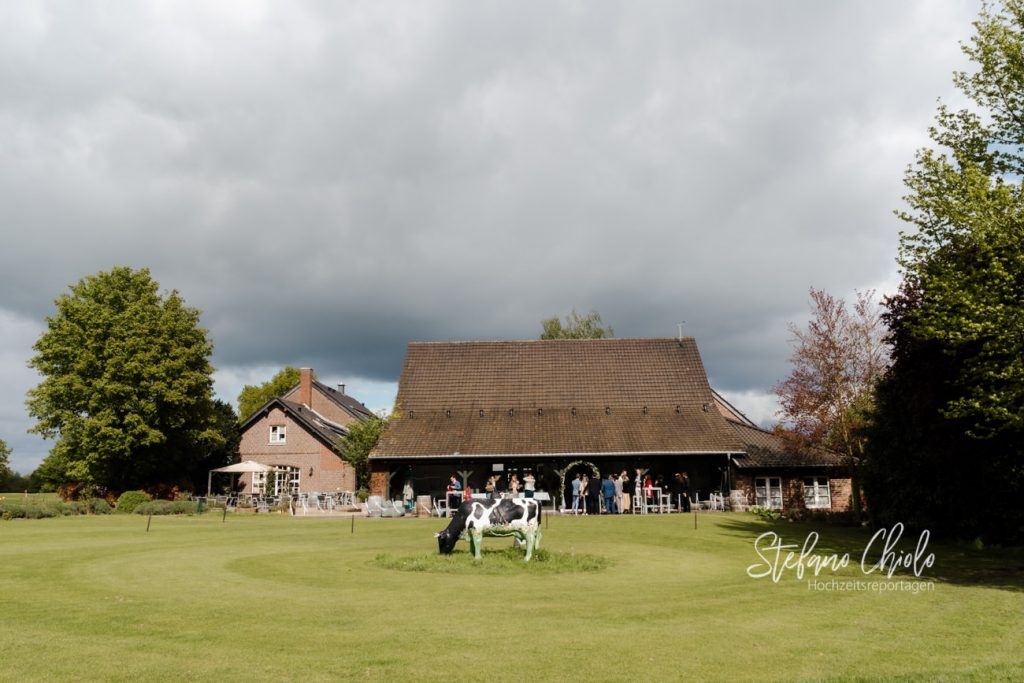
left=533, top=524, right=542, bottom=551
left=471, top=528, right=483, bottom=560
left=522, top=527, right=535, bottom=561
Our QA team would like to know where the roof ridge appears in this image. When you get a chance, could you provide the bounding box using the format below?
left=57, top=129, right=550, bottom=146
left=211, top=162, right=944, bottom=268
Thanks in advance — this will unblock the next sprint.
left=407, top=337, right=696, bottom=345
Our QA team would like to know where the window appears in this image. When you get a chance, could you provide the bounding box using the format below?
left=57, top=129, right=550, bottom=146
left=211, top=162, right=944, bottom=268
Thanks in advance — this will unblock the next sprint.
left=803, top=476, right=831, bottom=509
left=277, top=466, right=300, bottom=495
left=252, top=466, right=300, bottom=495
left=269, top=425, right=286, bottom=444
left=755, top=476, right=783, bottom=510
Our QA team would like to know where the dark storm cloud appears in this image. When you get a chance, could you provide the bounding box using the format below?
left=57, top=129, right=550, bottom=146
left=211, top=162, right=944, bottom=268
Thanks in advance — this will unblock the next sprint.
left=0, top=1, right=977, bottom=470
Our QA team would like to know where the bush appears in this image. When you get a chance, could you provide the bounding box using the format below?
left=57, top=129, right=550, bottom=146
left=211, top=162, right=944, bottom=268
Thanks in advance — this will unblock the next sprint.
left=133, top=500, right=198, bottom=516
left=87, top=498, right=113, bottom=514
left=116, top=490, right=151, bottom=514
left=749, top=506, right=782, bottom=521
left=0, top=496, right=101, bottom=519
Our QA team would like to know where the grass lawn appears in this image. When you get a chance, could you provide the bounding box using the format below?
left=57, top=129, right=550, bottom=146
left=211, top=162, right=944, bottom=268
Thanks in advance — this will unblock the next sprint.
left=1, top=511, right=1021, bottom=682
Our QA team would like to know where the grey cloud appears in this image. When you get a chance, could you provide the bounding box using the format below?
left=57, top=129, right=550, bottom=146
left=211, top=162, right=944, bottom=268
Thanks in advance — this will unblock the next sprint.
left=0, top=1, right=979, bottom=471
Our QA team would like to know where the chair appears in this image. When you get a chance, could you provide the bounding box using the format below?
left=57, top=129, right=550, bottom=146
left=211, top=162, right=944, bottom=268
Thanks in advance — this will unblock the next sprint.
left=381, top=500, right=405, bottom=518
left=432, top=497, right=449, bottom=518
left=365, top=496, right=384, bottom=517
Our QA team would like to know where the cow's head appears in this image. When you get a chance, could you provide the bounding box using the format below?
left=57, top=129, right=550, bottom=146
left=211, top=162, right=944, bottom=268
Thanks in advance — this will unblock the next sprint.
left=435, top=502, right=471, bottom=554
left=435, top=527, right=458, bottom=554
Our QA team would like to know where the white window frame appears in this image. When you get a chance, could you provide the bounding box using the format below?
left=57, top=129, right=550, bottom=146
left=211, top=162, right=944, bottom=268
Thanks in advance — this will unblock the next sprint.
left=755, top=476, right=783, bottom=510
left=252, top=466, right=300, bottom=495
left=803, top=476, right=831, bottom=510
left=269, top=424, right=286, bottom=444
left=278, top=466, right=300, bottom=495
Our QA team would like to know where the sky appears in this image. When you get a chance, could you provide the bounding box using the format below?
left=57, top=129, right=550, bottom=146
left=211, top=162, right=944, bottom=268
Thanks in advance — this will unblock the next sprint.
left=1, top=1, right=980, bottom=474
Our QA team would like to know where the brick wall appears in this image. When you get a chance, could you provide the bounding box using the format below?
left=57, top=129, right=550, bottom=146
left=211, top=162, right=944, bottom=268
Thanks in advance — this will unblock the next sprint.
left=731, top=470, right=851, bottom=513
left=369, top=467, right=389, bottom=497
left=238, top=407, right=354, bottom=493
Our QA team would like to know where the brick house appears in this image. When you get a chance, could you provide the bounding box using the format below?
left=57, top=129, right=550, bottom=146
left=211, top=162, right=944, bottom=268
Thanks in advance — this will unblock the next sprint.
left=368, top=338, right=850, bottom=513
left=236, top=368, right=372, bottom=494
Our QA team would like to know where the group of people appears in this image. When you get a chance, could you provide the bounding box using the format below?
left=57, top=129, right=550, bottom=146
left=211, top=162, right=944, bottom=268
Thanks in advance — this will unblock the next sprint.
left=446, top=472, right=536, bottom=510
left=570, top=469, right=691, bottom=514
left=442, top=468, right=693, bottom=515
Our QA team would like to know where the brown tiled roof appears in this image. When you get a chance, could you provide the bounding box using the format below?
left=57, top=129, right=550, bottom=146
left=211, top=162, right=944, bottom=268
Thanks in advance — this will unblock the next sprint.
left=712, top=389, right=757, bottom=427
left=371, top=338, right=744, bottom=458
left=728, top=420, right=844, bottom=469
left=239, top=397, right=349, bottom=451
left=314, top=380, right=374, bottom=420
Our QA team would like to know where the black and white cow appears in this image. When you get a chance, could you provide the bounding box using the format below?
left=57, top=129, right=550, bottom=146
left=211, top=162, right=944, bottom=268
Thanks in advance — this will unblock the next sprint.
left=435, top=498, right=542, bottom=561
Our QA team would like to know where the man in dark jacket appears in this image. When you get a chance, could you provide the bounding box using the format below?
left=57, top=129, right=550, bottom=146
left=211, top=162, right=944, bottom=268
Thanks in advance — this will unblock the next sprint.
left=679, top=472, right=692, bottom=512
left=601, top=474, right=618, bottom=514
left=587, top=474, right=601, bottom=515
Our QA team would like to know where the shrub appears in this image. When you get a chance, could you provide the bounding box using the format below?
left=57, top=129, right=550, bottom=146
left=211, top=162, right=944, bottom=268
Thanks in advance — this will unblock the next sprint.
left=133, top=500, right=198, bottom=516
left=87, top=498, right=113, bottom=514
left=116, top=490, right=151, bottom=514
left=749, top=505, right=782, bottom=521
left=0, top=496, right=98, bottom=519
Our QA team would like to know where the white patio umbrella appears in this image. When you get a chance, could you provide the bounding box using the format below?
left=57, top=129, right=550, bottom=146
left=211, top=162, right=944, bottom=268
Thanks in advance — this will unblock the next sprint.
left=207, top=460, right=272, bottom=495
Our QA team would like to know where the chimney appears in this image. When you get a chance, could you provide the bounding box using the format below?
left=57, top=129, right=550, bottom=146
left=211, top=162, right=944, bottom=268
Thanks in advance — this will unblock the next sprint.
left=299, top=368, right=313, bottom=407
left=337, top=383, right=345, bottom=395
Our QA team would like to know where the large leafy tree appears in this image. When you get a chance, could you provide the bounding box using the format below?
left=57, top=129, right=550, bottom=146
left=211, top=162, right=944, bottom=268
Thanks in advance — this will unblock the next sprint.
left=237, top=367, right=301, bottom=421
left=864, top=0, right=1024, bottom=542
left=540, top=309, right=614, bottom=339
left=27, top=267, right=226, bottom=494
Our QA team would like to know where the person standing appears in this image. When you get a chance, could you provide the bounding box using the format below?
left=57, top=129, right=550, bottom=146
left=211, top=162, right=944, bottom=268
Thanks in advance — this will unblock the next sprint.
left=620, top=470, right=630, bottom=513
left=634, top=468, right=644, bottom=514
left=613, top=472, right=624, bottom=514
left=402, top=480, right=414, bottom=512
left=602, top=474, right=617, bottom=514
left=524, top=472, right=536, bottom=499
left=485, top=475, right=498, bottom=500
left=680, top=471, right=692, bottom=513
left=579, top=474, right=590, bottom=514
left=510, top=474, right=520, bottom=497
left=446, top=475, right=462, bottom=516
left=587, top=473, right=601, bottom=515
left=571, top=473, right=582, bottom=514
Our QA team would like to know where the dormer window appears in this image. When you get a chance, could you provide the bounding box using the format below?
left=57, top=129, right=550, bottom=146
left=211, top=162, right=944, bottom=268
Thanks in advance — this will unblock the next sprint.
left=270, top=425, right=286, bottom=444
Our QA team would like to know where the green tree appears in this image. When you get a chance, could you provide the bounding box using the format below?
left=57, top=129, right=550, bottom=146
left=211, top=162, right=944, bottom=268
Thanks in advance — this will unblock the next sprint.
left=864, top=0, right=1024, bottom=542
left=191, top=400, right=241, bottom=489
left=540, top=309, right=614, bottom=339
left=0, top=438, right=12, bottom=486
left=335, top=415, right=385, bottom=491
left=237, top=367, right=301, bottom=421
left=26, top=267, right=225, bottom=494
left=897, top=0, right=1024, bottom=437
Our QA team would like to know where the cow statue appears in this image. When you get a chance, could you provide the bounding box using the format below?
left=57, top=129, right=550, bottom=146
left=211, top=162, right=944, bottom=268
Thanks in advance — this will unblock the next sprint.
left=435, top=498, right=543, bottom=561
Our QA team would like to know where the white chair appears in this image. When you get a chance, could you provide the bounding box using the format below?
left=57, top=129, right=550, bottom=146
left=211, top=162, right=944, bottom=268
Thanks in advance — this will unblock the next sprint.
left=432, top=497, right=449, bottom=517
left=365, top=496, right=384, bottom=517
left=381, top=500, right=405, bottom=518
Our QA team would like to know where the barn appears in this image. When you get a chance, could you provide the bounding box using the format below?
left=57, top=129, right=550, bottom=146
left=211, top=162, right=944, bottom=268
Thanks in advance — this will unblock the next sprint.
left=368, top=338, right=850, bottom=513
